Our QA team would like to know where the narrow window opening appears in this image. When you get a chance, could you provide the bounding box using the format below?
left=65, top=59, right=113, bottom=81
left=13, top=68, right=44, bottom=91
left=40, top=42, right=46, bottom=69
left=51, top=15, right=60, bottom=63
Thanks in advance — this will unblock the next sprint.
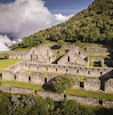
left=88, top=71, right=90, bottom=75
left=66, top=69, right=68, bottom=72
left=100, top=72, right=102, bottom=76
left=45, top=78, right=47, bottom=83
left=0, top=73, right=2, bottom=79
left=64, top=94, right=67, bottom=99
left=99, top=100, right=103, bottom=105
left=29, top=76, right=31, bottom=82
left=80, top=82, right=84, bottom=88
left=30, top=55, right=32, bottom=60
left=68, top=57, right=70, bottom=62
left=14, top=75, right=16, bottom=80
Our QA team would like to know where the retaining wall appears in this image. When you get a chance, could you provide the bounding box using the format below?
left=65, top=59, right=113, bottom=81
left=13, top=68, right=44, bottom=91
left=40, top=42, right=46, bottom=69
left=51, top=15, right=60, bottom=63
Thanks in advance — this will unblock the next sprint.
left=0, top=85, right=113, bottom=108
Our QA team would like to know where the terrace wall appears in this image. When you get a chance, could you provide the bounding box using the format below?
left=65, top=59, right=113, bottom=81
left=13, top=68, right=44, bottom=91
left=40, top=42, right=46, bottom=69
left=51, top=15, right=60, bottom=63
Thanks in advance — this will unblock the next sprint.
left=0, top=85, right=113, bottom=108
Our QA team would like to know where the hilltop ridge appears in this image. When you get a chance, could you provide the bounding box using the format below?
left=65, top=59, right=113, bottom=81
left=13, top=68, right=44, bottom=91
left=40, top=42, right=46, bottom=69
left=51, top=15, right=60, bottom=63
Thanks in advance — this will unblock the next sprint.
left=10, top=0, right=113, bottom=50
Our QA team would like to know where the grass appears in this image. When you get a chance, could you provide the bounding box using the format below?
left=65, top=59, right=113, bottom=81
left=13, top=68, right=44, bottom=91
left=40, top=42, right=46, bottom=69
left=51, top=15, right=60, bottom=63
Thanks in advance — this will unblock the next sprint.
left=89, top=62, right=94, bottom=67
left=26, top=70, right=36, bottom=75
left=66, top=88, right=113, bottom=101
left=0, top=59, right=22, bottom=73
left=1, top=80, right=113, bottom=101
left=78, top=75, right=86, bottom=82
left=90, top=55, right=110, bottom=59
left=56, top=52, right=64, bottom=57
left=13, top=47, right=32, bottom=52
left=43, top=72, right=50, bottom=77
left=0, top=80, right=43, bottom=91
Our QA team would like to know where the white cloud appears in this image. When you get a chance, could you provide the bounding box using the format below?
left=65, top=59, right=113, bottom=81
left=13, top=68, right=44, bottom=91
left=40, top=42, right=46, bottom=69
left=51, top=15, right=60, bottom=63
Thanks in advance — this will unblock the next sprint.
left=55, top=13, right=73, bottom=22
left=0, top=35, right=11, bottom=51
left=0, top=0, right=72, bottom=51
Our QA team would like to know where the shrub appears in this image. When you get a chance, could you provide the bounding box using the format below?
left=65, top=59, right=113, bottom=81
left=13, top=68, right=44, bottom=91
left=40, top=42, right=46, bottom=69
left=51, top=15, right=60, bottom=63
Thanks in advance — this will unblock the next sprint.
left=51, top=74, right=75, bottom=93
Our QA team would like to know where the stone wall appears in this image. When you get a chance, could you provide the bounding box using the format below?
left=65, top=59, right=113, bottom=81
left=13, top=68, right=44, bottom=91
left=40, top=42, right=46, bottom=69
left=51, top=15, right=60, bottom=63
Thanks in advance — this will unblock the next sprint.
left=20, top=62, right=113, bottom=78
left=0, top=85, right=113, bottom=108
left=9, top=51, right=29, bottom=59
left=2, top=69, right=15, bottom=81
left=57, top=46, right=89, bottom=67
left=24, top=46, right=56, bottom=64
left=84, top=78, right=100, bottom=91
left=105, top=79, right=113, bottom=93
left=2, top=61, right=113, bottom=93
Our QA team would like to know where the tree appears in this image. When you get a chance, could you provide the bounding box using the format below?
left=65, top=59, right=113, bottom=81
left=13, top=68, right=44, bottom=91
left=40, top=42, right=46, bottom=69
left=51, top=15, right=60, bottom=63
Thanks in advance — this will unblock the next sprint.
left=51, top=74, right=75, bottom=93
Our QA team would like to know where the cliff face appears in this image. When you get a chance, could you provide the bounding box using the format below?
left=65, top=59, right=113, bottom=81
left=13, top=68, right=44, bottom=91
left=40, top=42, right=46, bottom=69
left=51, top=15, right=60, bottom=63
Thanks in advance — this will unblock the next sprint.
left=10, top=0, right=113, bottom=50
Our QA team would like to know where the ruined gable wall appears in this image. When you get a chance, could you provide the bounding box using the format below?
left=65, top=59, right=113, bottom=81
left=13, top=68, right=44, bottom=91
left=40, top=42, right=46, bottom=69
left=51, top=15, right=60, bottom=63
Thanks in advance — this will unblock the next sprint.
left=57, top=51, right=88, bottom=66
left=24, top=47, right=56, bottom=64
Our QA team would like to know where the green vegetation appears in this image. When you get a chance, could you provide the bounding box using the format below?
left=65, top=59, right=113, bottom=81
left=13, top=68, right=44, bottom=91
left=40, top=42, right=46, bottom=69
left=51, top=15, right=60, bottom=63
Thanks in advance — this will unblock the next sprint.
left=78, top=75, right=86, bottom=82
left=66, top=88, right=113, bottom=101
left=43, top=72, right=50, bottom=77
left=90, top=62, right=94, bottom=67
left=89, top=61, right=101, bottom=67
left=0, top=91, right=113, bottom=115
left=45, top=74, right=75, bottom=93
left=10, top=0, right=113, bottom=50
left=0, top=59, right=21, bottom=73
left=1, top=79, right=113, bottom=101
left=0, top=80, right=43, bottom=91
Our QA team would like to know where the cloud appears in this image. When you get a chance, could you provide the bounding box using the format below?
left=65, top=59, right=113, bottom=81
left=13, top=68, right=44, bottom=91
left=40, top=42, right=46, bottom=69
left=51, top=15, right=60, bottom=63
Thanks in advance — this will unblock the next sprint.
left=0, top=35, right=12, bottom=51
left=54, top=13, right=73, bottom=23
left=0, top=0, right=71, bottom=38
left=0, top=0, right=72, bottom=51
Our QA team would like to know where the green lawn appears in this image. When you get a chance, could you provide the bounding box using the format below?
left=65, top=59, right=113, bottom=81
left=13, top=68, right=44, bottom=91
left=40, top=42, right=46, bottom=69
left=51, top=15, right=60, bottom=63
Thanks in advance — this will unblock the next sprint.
left=0, top=59, right=21, bottom=73
left=65, top=88, right=113, bottom=101
left=0, top=80, right=43, bottom=91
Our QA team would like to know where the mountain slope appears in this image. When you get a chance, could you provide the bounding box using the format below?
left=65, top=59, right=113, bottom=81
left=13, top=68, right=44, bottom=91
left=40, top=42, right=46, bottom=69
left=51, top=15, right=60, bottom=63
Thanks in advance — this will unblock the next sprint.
left=10, top=0, right=113, bottom=50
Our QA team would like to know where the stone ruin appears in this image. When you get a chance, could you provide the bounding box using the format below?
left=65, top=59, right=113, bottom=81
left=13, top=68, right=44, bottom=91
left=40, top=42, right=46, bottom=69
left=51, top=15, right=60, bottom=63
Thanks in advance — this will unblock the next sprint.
left=1, top=44, right=113, bottom=94
left=57, top=46, right=89, bottom=66
left=24, top=45, right=56, bottom=64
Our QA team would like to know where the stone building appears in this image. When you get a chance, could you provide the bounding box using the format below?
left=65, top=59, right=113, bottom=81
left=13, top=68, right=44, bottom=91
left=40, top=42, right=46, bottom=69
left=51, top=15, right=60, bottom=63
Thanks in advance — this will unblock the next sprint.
left=57, top=46, right=89, bottom=66
left=1, top=44, right=113, bottom=94
left=24, top=45, right=56, bottom=64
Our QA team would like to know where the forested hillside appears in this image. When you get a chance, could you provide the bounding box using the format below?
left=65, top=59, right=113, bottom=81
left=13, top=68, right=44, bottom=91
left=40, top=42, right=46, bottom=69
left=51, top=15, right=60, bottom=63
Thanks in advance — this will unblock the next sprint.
left=0, top=91, right=113, bottom=115
left=10, top=0, right=113, bottom=50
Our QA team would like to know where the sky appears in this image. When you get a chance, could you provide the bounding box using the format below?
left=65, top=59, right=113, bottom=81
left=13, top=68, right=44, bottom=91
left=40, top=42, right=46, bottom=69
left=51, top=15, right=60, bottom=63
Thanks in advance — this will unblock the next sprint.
left=0, top=0, right=93, bottom=15
left=0, top=0, right=93, bottom=51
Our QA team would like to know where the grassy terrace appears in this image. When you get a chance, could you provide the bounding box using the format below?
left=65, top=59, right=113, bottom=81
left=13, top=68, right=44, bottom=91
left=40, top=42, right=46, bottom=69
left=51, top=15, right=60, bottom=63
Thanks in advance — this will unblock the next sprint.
left=66, top=88, right=113, bottom=101
left=0, top=59, right=21, bottom=73
left=0, top=80, right=113, bottom=101
left=0, top=80, right=43, bottom=91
